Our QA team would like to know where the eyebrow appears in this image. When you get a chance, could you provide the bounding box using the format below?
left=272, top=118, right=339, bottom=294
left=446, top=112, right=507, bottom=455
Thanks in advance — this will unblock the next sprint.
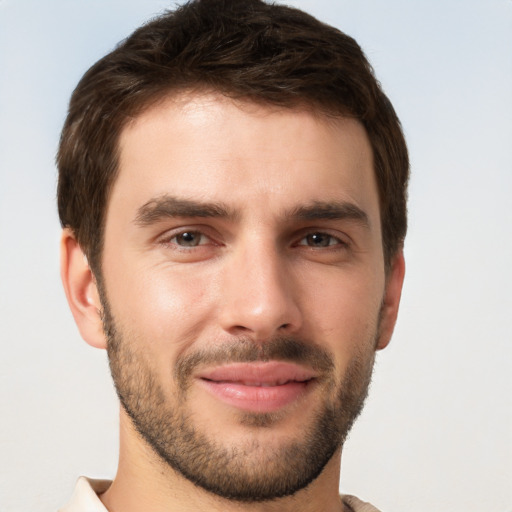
left=134, top=195, right=370, bottom=229
left=135, top=195, right=238, bottom=226
left=288, top=201, right=370, bottom=228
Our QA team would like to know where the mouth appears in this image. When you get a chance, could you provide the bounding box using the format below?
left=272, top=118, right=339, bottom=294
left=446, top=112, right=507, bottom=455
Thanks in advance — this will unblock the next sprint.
left=196, top=362, right=317, bottom=413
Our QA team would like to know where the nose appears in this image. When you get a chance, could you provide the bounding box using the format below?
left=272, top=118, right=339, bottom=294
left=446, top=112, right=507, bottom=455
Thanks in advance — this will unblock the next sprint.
left=218, top=239, right=302, bottom=341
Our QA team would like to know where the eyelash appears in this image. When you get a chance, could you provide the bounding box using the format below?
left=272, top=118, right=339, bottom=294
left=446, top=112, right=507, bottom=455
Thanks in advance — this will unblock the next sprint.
left=160, top=228, right=348, bottom=251
left=295, top=232, right=347, bottom=249
left=161, top=230, right=215, bottom=248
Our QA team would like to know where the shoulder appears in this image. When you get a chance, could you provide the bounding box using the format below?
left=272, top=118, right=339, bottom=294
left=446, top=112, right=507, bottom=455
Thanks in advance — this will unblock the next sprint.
left=341, top=494, right=383, bottom=512
left=58, top=477, right=112, bottom=512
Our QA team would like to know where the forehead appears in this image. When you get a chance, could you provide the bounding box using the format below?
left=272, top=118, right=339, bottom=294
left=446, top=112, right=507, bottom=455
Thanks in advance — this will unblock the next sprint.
left=110, top=92, right=379, bottom=225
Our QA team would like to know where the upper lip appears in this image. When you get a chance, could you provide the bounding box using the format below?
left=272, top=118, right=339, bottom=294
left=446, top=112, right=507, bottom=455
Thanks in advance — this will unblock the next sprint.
left=196, top=362, right=317, bottom=386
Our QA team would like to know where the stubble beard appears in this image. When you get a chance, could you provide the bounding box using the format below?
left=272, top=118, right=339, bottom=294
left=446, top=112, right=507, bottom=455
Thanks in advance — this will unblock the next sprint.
left=101, top=294, right=377, bottom=503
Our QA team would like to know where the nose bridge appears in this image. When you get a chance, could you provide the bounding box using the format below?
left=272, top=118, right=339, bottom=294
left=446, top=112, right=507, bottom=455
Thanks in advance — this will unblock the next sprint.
left=218, top=234, right=301, bottom=339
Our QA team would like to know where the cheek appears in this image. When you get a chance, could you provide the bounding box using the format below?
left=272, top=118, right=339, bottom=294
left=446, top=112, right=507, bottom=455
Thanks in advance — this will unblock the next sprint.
left=103, top=256, right=216, bottom=352
left=303, top=267, right=384, bottom=356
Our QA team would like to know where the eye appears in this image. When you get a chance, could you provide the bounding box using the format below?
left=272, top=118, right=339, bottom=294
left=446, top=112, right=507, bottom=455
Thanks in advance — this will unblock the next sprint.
left=169, top=231, right=209, bottom=247
left=297, top=232, right=344, bottom=248
left=156, top=227, right=221, bottom=262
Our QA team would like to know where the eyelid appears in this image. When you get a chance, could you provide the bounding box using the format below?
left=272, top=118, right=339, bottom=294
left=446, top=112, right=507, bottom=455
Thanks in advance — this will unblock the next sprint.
left=154, top=225, right=351, bottom=250
left=293, top=228, right=351, bottom=248
left=157, top=226, right=218, bottom=247
left=173, top=231, right=209, bottom=247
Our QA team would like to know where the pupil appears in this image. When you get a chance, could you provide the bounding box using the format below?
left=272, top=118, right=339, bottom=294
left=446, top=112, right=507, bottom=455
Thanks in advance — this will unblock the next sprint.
left=309, top=233, right=328, bottom=246
left=180, top=232, right=197, bottom=245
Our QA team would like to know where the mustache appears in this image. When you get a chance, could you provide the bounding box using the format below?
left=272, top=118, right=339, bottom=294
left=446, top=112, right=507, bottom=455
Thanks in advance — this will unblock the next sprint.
left=174, top=336, right=335, bottom=387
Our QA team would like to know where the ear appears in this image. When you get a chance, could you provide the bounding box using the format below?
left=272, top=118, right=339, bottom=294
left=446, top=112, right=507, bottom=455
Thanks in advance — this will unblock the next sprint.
left=60, top=228, right=107, bottom=349
left=376, top=250, right=405, bottom=351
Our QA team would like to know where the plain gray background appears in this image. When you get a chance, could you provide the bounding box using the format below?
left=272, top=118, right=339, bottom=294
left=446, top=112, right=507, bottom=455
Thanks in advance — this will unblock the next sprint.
left=0, top=1, right=511, bottom=510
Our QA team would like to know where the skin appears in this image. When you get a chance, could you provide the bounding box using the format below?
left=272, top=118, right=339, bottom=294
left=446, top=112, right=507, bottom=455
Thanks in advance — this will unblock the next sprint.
left=61, top=92, right=405, bottom=512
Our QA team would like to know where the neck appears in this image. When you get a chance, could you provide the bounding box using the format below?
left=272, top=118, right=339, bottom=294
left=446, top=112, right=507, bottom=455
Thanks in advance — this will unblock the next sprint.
left=100, top=410, right=346, bottom=512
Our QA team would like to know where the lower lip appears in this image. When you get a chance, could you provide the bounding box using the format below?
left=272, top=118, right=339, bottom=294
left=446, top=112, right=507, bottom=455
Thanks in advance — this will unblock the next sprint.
left=198, top=379, right=312, bottom=413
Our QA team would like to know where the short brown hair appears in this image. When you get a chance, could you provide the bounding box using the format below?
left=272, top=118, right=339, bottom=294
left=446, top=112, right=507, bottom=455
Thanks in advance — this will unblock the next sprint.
left=57, top=0, right=409, bottom=274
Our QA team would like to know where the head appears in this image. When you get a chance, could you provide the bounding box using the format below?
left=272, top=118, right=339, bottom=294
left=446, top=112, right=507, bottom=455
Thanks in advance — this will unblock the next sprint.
left=58, top=0, right=408, bottom=504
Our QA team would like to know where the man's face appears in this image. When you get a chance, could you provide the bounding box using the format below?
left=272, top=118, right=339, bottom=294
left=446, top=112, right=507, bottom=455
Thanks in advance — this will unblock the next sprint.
left=98, top=93, right=397, bottom=501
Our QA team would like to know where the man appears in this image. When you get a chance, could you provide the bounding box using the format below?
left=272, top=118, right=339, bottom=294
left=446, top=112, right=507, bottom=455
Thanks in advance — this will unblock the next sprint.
left=57, top=0, right=408, bottom=510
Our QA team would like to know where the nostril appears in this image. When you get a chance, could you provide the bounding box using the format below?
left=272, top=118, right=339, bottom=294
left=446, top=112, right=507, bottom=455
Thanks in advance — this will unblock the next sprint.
left=233, top=325, right=251, bottom=332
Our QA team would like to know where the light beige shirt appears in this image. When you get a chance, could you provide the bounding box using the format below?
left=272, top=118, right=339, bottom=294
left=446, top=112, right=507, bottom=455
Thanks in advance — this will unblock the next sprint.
left=59, top=477, right=382, bottom=512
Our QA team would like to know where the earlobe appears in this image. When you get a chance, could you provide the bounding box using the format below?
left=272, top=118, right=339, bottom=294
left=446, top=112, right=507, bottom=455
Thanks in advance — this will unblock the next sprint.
left=60, top=228, right=107, bottom=349
left=376, top=250, right=406, bottom=351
